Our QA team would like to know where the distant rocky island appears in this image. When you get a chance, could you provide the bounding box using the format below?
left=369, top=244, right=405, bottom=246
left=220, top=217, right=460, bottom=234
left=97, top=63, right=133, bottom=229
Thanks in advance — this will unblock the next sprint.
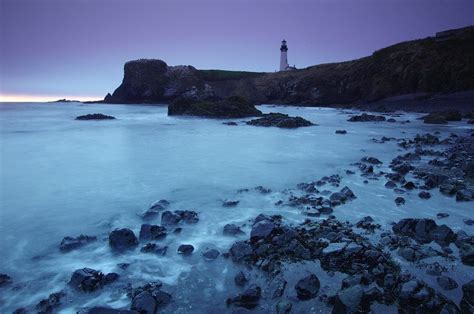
left=101, top=26, right=474, bottom=112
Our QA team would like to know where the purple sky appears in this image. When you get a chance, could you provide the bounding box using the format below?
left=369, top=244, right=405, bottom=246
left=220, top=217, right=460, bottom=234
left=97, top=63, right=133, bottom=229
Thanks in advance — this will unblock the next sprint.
left=1, top=0, right=473, bottom=101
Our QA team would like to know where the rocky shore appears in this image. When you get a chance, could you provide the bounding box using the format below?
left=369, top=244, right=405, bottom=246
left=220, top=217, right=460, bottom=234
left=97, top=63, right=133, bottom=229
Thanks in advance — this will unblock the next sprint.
left=2, top=116, right=473, bottom=313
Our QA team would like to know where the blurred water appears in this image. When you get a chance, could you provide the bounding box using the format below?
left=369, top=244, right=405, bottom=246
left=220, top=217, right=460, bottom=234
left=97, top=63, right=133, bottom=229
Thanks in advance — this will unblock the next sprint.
left=0, top=102, right=472, bottom=312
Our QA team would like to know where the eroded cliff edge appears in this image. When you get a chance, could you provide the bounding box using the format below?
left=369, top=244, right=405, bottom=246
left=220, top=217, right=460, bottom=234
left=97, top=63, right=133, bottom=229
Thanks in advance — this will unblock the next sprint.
left=103, top=26, right=474, bottom=108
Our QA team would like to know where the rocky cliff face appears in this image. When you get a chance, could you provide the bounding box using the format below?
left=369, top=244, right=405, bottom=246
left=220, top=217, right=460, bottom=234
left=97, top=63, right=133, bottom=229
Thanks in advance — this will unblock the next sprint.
left=104, top=26, right=474, bottom=106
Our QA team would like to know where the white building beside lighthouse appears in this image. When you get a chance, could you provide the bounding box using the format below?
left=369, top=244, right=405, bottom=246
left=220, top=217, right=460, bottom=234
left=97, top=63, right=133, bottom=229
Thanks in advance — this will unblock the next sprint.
left=279, top=39, right=296, bottom=71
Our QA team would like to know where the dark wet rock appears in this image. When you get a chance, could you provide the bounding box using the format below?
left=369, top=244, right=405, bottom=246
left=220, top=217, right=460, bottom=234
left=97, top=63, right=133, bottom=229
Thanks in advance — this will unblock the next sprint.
left=403, top=181, right=416, bottom=190
left=355, top=216, right=380, bottom=233
left=234, top=271, right=249, bottom=287
left=295, top=274, right=320, bottom=300
left=0, top=273, right=12, bottom=286
left=387, top=118, right=396, bottom=122
left=418, top=191, right=431, bottom=199
left=203, top=248, right=220, bottom=260
left=329, top=186, right=356, bottom=205
left=224, top=224, right=245, bottom=236
left=348, top=113, right=386, bottom=122
left=69, top=268, right=118, bottom=292
left=336, top=129, right=347, bottom=134
left=118, top=263, right=130, bottom=270
left=223, top=200, right=239, bottom=207
left=460, top=280, right=474, bottom=313
left=139, top=224, right=167, bottom=241
left=75, top=113, right=116, bottom=120
left=227, top=284, right=261, bottom=309
left=464, top=218, right=474, bottom=226
left=266, top=276, right=287, bottom=299
left=161, top=210, right=199, bottom=225
left=60, top=235, right=97, bottom=252
left=223, top=121, right=238, bottom=126
left=109, top=228, right=138, bottom=251
left=332, top=284, right=364, bottom=313
left=436, top=213, right=449, bottom=219
left=36, top=291, right=66, bottom=314
left=414, top=133, right=440, bottom=145
left=141, top=200, right=170, bottom=220
left=385, top=181, right=396, bottom=189
left=361, top=157, right=382, bottom=164
left=246, top=113, right=314, bottom=128
left=140, top=243, right=168, bottom=255
left=392, top=218, right=455, bottom=244
left=395, top=197, right=405, bottom=206
left=460, top=243, right=474, bottom=266
left=456, top=188, right=474, bottom=201
left=173, top=227, right=182, bottom=234
left=131, top=291, right=156, bottom=314
left=229, top=241, right=253, bottom=262
left=168, top=96, right=262, bottom=118
left=250, top=220, right=276, bottom=241
left=437, top=275, right=458, bottom=290
left=254, top=186, right=271, bottom=194
left=177, top=244, right=194, bottom=255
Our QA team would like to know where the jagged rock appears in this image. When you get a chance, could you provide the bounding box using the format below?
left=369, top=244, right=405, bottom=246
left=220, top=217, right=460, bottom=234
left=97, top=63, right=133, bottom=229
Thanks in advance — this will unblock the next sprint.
left=60, top=235, right=97, bottom=252
left=437, top=276, right=458, bottom=290
left=139, top=224, right=167, bottom=241
left=75, top=113, right=116, bottom=120
left=348, top=114, right=386, bottom=122
left=161, top=210, right=199, bottom=225
left=229, top=241, right=253, bottom=262
left=109, top=228, right=138, bottom=251
left=35, top=291, right=66, bottom=314
left=223, top=224, right=245, bottom=236
left=141, top=200, right=169, bottom=220
left=177, top=244, right=194, bottom=255
left=460, top=280, right=474, bottom=313
left=295, top=274, right=320, bottom=300
left=69, top=268, right=118, bottom=292
left=361, top=157, right=382, bottom=164
left=246, top=113, right=314, bottom=128
left=250, top=220, right=276, bottom=241
left=227, top=284, right=261, bottom=309
left=140, top=243, right=167, bottom=255
left=392, top=218, right=456, bottom=244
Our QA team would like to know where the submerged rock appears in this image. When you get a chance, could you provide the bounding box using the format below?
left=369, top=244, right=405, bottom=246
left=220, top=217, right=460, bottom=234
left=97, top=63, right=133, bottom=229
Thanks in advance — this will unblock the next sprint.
left=60, top=235, right=97, bottom=252
left=109, top=228, right=139, bottom=251
left=234, top=271, right=249, bottom=287
left=246, top=113, right=314, bottom=128
left=75, top=113, right=116, bottom=120
left=335, top=129, right=347, bottom=134
left=139, top=224, right=167, bottom=241
left=223, top=224, right=245, bottom=236
left=0, top=273, right=12, bottom=286
left=140, top=243, right=168, bottom=255
left=35, top=291, right=66, bottom=314
left=295, top=274, right=320, bottom=300
left=69, top=268, right=118, bottom=292
left=202, top=248, right=220, bottom=260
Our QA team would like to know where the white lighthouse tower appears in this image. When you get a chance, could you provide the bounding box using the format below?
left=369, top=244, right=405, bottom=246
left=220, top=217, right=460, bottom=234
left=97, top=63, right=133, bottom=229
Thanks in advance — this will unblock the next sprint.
left=280, top=39, right=289, bottom=71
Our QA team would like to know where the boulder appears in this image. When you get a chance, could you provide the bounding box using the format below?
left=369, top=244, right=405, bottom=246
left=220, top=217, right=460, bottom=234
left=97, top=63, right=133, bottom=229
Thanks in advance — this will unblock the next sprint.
left=109, top=228, right=138, bottom=251
left=69, top=268, right=118, bottom=292
left=223, top=224, right=245, bottom=236
left=229, top=241, right=253, bottom=262
left=139, top=224, right=167, bottom=241
left=348, top=114, right=386, bottom=122
left=161, top=211, right=181, bottom=225
left=131, top=291, right=156, bottom=314
left=246, top=113, right=314, bottom=128
left=295, top=274, right=320, bottom=300
left=250, top=220, right=276, bottom=241
left=60, top=235, right=97, bottom=252
left=332, top=285, right=364, bottom=313
left=177, top=244, right=194, bottom=255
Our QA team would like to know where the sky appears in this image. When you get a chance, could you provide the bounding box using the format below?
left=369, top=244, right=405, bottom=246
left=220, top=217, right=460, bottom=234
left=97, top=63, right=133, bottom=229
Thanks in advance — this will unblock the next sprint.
left=0, top=0, right=473, bottom=102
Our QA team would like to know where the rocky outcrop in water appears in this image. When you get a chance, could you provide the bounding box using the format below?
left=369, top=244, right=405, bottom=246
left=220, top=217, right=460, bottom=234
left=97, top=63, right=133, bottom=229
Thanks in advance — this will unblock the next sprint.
left=246, top=113, right=314, bottom=128
left=168, top=96, right=262, bottom=118
left=103, top=27, right=474, bottom=108
left=75, top=114, right=116, bottom=120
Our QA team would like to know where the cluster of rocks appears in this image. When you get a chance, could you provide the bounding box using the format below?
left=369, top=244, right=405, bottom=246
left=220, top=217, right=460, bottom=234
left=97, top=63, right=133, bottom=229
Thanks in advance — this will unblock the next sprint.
left=75, top=113, right=116, bottom=120
left=69, top=268, right=119, bottom=292
left=347, top=113, right=386, bottom=122
left=246, top=113, right=315, bottom=129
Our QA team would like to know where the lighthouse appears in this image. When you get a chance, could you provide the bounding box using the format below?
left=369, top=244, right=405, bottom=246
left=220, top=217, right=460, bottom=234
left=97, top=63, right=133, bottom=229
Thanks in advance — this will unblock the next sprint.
left=279, top=40, right=296, bottom=71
